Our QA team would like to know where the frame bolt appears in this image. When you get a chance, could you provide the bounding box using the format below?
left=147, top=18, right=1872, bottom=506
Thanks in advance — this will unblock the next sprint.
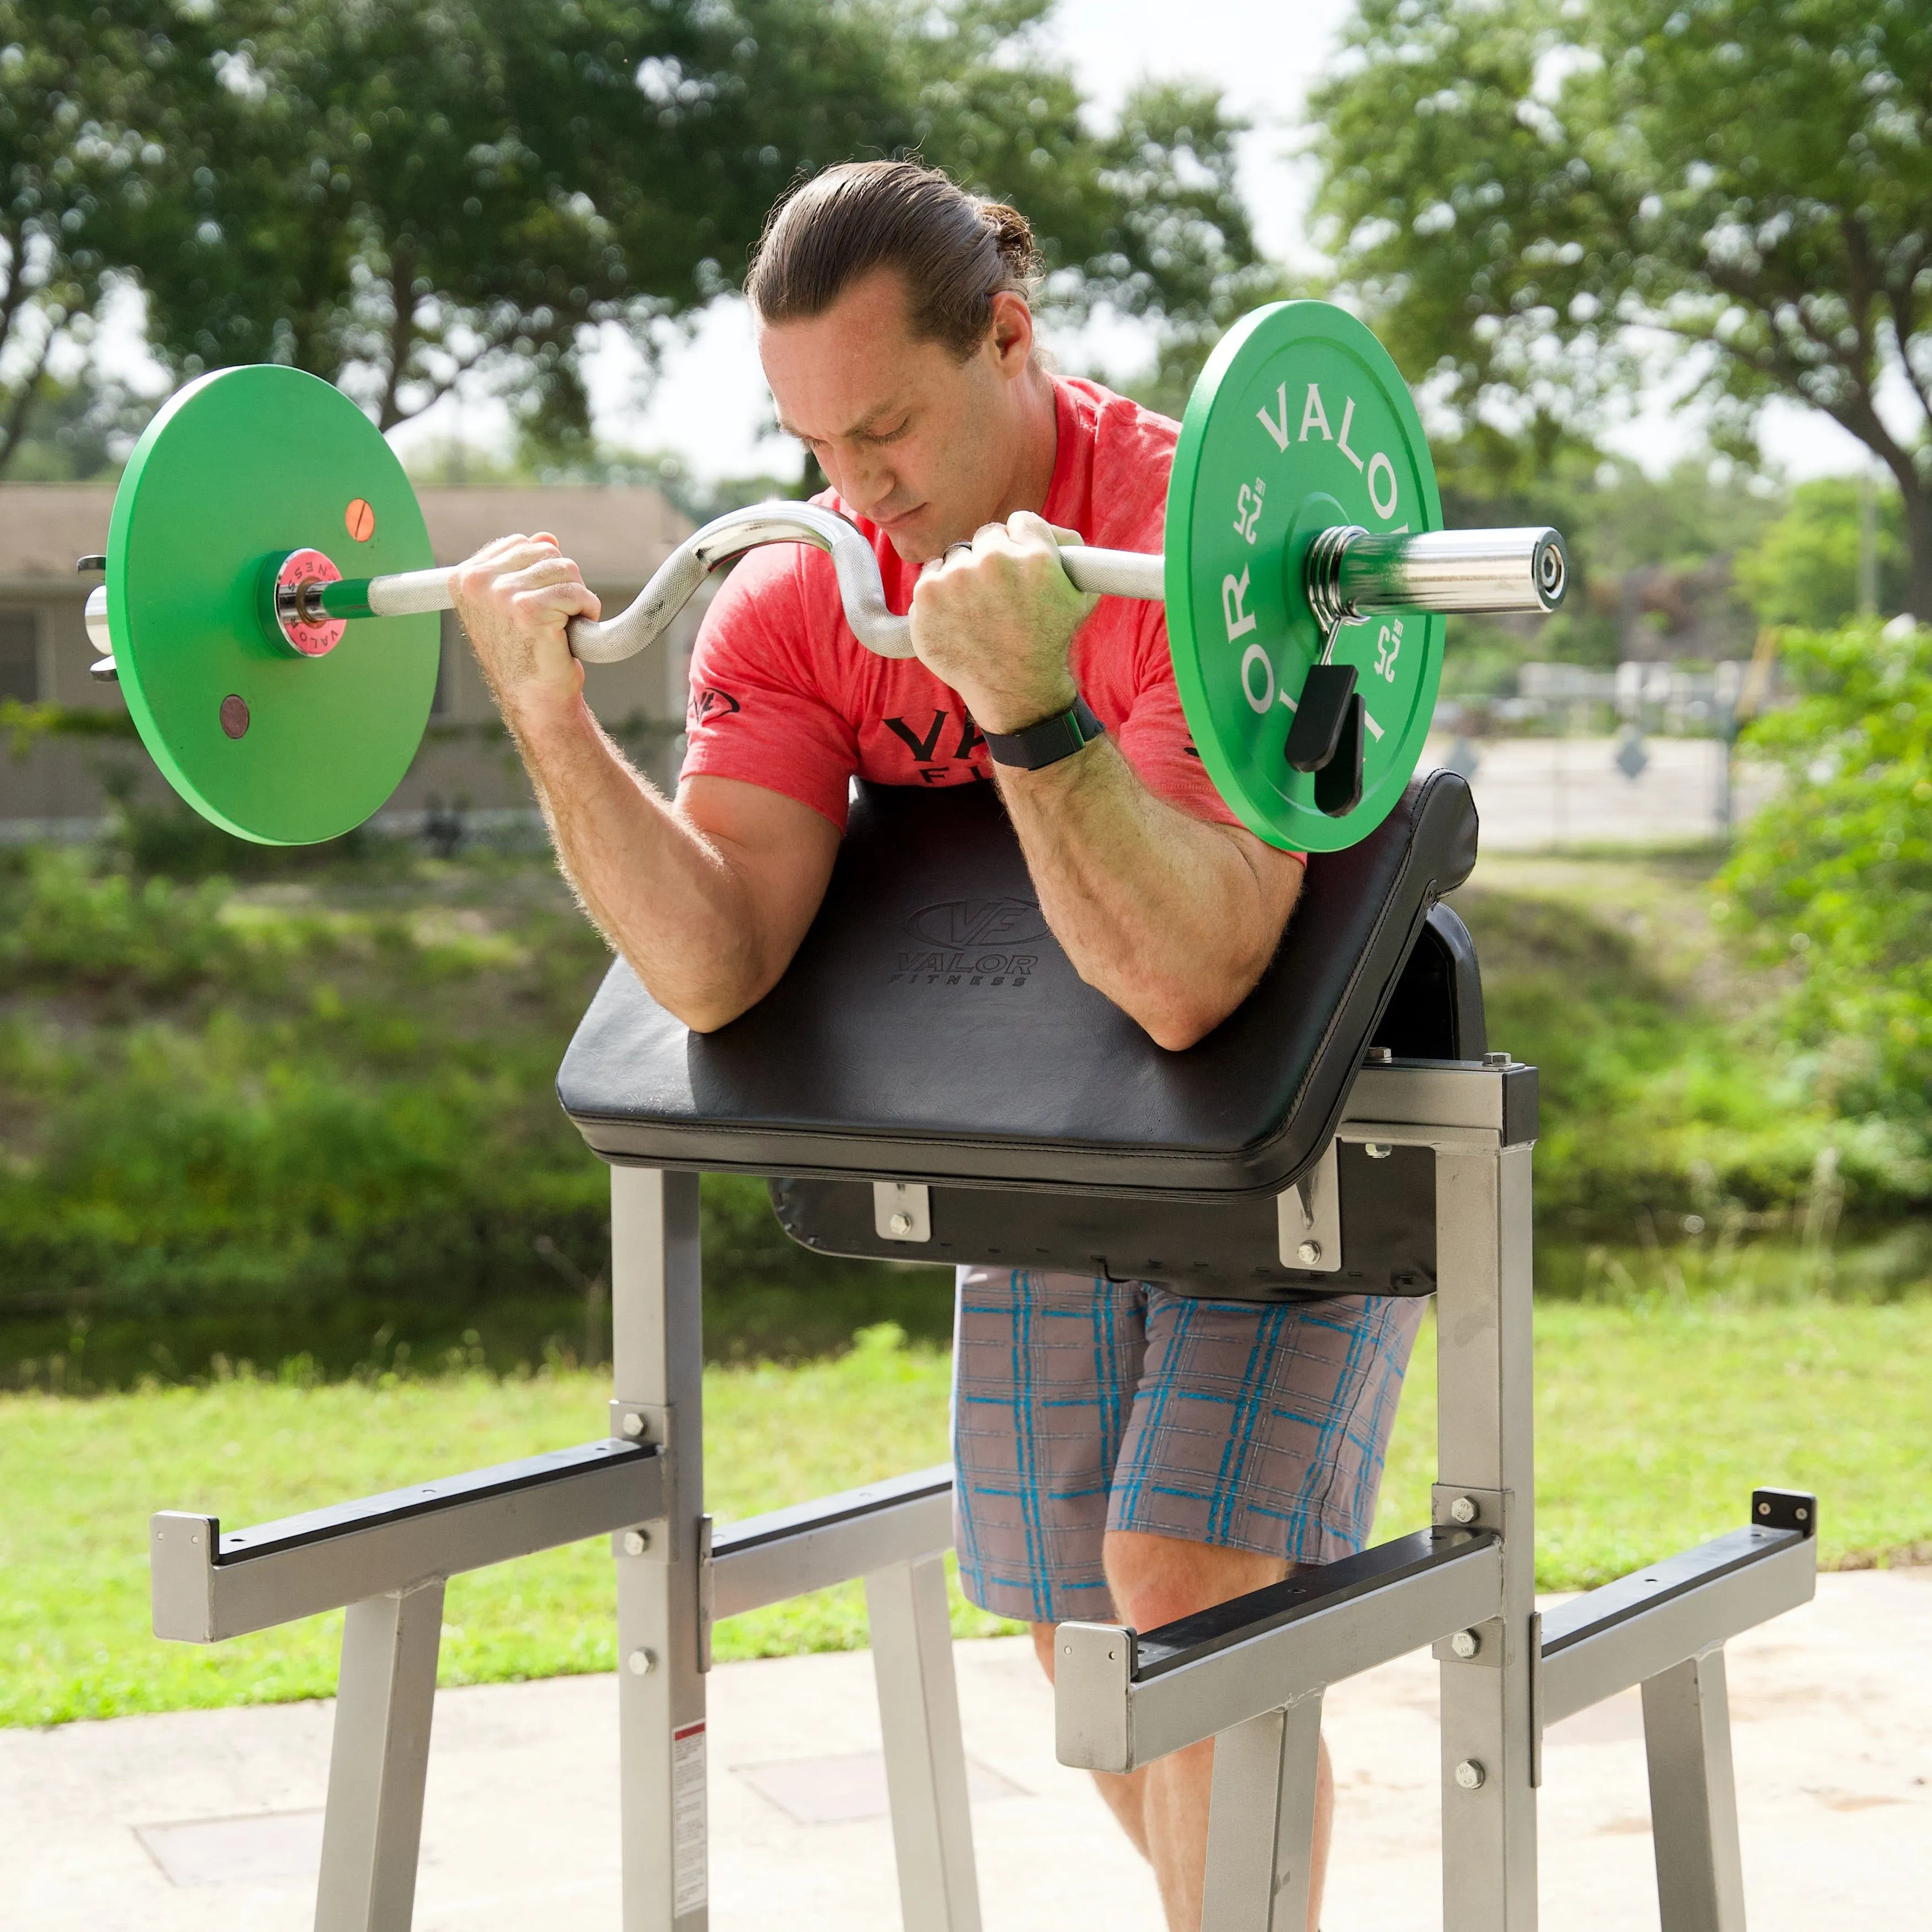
left=620, top=1412, right=647, bottom=1439
left=1455, top=1759, right=1486, bottom=1790
left=1449, top=1495, right=1479, bottom=1525
left=1451, top=1628, right=1481, bottom=1659
left=1483, top=1050, right=1511, bottom=1068
left=622, top=1529, right=651, bottom=1556
left=627, top=1648, right=657, bottom=1676
left=888, top=1211, right=913, bottom=1235
left=1297, top=1240, right=1322, bottom=1265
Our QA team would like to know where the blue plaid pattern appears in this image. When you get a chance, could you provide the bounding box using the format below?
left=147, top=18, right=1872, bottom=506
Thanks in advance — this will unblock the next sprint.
left=952, top=1268, right=1425, bottom=1624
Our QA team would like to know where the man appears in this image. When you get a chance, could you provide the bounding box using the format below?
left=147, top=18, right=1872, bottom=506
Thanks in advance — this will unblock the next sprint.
left=453, top=159, right=1422, bottom=1931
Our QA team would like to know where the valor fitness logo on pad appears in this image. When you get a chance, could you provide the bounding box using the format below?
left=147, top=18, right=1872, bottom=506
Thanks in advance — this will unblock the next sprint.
left=890, top=898, right=1047, bottom=990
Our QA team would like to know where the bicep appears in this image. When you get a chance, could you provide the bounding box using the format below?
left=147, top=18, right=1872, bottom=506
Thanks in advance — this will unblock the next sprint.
left=677, top=774, right=842, bottom=978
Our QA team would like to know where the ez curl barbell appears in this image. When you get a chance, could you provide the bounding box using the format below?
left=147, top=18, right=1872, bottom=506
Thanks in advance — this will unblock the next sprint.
left=81, top=301, right=1564, bottom=849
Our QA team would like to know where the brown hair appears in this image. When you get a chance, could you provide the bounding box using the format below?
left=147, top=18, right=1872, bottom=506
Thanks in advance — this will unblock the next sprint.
left=746, top=160, right=1043, bottom=359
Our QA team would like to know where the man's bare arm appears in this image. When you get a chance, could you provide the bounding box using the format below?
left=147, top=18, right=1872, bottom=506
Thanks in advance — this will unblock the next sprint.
left=910, top=513, right=1301, bottom=1051
left=519, top=714, right=839, bottom=1031
left=450, top=534, right=838, bottom=1031
left=995, top=743, right=1301, bottom=1050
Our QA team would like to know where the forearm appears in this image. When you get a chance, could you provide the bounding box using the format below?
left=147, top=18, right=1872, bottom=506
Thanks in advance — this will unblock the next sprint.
left=994, top=740, right=1297, bottom=1049
left=512, top=702, right=778, bottom=1031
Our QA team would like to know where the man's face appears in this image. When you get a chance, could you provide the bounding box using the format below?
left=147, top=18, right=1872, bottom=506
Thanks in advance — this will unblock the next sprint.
left=758, top=268, right=1037, bottom=564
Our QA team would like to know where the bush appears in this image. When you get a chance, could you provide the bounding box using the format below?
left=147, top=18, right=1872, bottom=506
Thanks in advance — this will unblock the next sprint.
left=0, top=840, right=950, bottom=1384
left=0, top=847, right=243, bottom=992
left=1713, top=616, right=1932, bottom=1193
left=1449, top=873, right=1892, bottom=1228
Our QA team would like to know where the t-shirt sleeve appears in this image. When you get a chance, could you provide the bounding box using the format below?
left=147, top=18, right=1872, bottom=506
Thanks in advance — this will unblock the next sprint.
left=678, top=546, right=861, bottom=830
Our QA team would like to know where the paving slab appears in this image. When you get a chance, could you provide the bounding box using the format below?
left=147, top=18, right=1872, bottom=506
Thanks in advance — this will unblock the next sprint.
left=2, top=1571, right=1925, bottom=1930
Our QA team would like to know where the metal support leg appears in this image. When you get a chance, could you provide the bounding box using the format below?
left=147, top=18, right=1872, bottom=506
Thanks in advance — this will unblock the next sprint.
left=1643, top=1649, right=1747, bottom=1932
left=1201, top=1689, right=1325, bottom=1932
left=1435, top=1144, right=1538, bottom=1932
left=865, top=1554, right=982, bottom=1932
left=613, top=1167, right=708, bottom=1932
left=314, top=1579, right=445, bottom=1932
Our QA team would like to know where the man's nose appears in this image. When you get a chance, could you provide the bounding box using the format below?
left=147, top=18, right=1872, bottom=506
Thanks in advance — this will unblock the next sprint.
left=836, top=449, right=898, bottom=518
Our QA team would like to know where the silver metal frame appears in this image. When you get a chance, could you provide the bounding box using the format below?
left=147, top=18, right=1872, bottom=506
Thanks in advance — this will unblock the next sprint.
left=315, top=1580, right=445, bottom=1932
left=150, top=1439, right=662, bottom=1642
left=147, top=1055, right=1814, bottom=1932
left=1048, top=1059, right=1816, bottom=1931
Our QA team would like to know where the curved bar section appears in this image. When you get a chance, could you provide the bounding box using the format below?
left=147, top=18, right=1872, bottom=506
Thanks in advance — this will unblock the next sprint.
left=565, top=502, right=917, bottom=663
left=338, top=513, right=1171, bottom=666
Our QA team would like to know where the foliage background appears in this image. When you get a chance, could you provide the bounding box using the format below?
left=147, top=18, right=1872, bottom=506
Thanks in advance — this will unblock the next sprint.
left=1715, top=619, right=1932, bottom=1175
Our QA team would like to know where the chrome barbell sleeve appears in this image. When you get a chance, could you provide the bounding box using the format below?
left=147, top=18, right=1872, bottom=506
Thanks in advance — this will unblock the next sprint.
left=1308, top=525, right=1567, bottom=630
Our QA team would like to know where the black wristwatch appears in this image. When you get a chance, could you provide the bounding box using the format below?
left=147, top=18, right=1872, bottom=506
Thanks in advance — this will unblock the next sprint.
left=982, top=696, right=1107, bottom=771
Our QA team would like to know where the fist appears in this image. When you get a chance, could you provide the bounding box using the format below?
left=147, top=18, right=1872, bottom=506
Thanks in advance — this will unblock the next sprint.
left=450, top=532, right=601, bottom=730
left=908, top=512, right=1097, bottom=736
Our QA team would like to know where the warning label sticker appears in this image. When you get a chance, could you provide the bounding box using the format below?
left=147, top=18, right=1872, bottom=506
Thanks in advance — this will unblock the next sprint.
left=673, top=1720, right=707, bottom=1917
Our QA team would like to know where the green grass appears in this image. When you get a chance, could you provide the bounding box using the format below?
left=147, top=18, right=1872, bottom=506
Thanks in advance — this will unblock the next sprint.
left=6, top=1303, right=1926, bottom=1729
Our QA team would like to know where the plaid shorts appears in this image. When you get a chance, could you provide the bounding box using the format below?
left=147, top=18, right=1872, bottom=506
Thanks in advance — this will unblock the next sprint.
left=952, top=1268, right=1425, bottom=1624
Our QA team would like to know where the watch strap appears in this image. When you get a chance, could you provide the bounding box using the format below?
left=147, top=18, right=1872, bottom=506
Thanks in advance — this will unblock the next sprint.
left=983, top=696, right=1106, bottom=771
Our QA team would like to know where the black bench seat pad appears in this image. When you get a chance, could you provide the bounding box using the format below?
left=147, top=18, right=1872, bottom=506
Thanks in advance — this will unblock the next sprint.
left=556, top=769, right=1478, bottom=1201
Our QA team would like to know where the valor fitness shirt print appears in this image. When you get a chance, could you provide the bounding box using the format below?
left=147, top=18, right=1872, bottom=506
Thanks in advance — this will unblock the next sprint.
left=679, top=376, right=1268, bottom=840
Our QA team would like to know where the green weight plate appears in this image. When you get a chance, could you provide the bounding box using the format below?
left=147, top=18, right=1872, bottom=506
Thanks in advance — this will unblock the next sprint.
left=1165, top=301, right=1443, bottom=852
left=107, top=365, right=438, bottom=845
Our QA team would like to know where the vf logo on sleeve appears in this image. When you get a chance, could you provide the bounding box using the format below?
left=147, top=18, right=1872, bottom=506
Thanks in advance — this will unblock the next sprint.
left=891, top=897, right=1048, bottom=989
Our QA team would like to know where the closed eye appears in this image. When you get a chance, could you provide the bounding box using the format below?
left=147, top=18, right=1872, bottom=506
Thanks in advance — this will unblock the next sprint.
left=778, top=413, right=911, bottom=451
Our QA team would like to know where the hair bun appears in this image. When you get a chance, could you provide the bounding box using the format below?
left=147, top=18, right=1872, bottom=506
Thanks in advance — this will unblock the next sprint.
left=979, top=201, right=1043, bottom=283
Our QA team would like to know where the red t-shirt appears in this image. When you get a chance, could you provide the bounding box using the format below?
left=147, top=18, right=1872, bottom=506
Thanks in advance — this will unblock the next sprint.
left=680, top=375, right=1248, bottom=835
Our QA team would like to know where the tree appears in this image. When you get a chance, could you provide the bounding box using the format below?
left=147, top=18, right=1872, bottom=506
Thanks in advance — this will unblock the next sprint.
left=1308, top=0, right=1932, bottom=617
left=104, top=0, right=1265, bottom=447
left=0, top=5, right=220, bottom=475
left=1734, top=477, right=1909, bottom=631
left=0, top=369, right=158, bottom=482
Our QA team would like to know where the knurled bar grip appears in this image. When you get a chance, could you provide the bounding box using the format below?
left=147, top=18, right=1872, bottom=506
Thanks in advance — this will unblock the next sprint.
left=317, top=503, right=1564, bottom=667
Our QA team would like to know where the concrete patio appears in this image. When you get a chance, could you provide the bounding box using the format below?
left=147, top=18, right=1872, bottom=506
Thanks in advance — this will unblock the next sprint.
left=3, top=1568, right=1925, bottom=1930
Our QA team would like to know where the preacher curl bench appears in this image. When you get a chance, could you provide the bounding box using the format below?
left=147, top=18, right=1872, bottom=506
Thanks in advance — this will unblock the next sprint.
left=150, top=771, right=1817, bottom=1931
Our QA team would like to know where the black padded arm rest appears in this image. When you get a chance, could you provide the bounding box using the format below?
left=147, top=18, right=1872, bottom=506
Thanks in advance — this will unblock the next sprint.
left=556, top=769, right=1478, bottom=1200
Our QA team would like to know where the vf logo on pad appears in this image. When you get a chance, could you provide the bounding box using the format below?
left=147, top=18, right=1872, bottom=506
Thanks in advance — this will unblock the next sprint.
left=892, top=898, right=1048, bottom=989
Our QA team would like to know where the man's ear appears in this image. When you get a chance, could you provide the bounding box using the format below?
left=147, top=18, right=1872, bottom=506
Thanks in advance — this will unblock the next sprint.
left=987, top=289, right=1035, bottom=375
